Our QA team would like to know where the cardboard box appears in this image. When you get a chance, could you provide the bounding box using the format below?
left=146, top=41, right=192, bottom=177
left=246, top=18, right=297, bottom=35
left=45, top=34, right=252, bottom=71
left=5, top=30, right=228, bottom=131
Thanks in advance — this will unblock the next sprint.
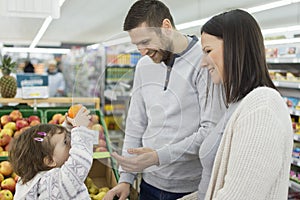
left=88, top=158, right=117, bottom=188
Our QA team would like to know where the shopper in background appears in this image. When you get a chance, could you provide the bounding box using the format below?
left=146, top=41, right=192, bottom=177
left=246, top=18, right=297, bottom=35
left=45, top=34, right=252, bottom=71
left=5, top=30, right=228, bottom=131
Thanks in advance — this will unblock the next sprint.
left=181, top=9, right=293, bottom=200
left=47, top=59, right=66, bottom=97
left=104, top=0, right=225, bottom=200
left=9, top=106, right=94, bottom=199
left=23, top=60, right=34, bottom=73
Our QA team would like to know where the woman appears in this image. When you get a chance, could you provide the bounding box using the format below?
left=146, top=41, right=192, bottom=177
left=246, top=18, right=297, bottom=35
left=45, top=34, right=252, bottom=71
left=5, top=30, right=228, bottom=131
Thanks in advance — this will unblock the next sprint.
left=199, top=9, right=293, bottom=199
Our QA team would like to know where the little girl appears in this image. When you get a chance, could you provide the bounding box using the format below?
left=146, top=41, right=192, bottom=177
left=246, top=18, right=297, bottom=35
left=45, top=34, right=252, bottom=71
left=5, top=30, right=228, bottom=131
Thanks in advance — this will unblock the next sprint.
left=9, top=106, right=95, bottom=199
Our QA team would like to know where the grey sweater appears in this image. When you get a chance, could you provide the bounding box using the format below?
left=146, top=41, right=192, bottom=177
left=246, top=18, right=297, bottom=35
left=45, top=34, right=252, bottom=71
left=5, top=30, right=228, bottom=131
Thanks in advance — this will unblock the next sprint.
left=119, top=36, right=226, bottom=193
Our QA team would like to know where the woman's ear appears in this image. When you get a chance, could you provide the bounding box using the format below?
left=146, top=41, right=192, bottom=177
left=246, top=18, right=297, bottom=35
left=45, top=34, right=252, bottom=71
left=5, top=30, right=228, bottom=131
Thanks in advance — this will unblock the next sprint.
left=43, top=156, right=56, bottom=168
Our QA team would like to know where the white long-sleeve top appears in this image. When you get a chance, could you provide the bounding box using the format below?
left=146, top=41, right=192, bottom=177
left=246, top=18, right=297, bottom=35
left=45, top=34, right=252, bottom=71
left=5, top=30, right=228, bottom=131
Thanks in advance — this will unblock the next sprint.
left=14, top=126, right=95, bottom=200
left=205, top=87, right=293, bottom=200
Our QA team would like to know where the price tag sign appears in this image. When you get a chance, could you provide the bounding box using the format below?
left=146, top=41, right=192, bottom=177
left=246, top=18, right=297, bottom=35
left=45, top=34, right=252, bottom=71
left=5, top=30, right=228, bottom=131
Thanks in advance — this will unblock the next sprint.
left=17, top=74, right=49, bottom=99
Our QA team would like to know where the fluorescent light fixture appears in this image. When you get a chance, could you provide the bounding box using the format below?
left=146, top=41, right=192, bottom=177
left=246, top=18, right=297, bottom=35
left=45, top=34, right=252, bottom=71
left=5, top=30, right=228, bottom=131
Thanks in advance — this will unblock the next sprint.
left=2, top=47, right=70, bottom=54
left=264, top=38, right=300, bottom=45
left=99, top=0, right=300, bottom=46
left=262, top=25, right=300, bottom=35
left=29, top=16, right=53, bottom=48
left=102, top=37, right=131, bottom=46
left=176, top=0, right=300, bottom=31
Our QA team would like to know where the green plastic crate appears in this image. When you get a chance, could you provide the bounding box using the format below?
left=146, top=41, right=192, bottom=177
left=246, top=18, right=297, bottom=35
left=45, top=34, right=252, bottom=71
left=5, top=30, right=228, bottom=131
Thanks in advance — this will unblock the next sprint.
left=0, top=109, right=43, bottom=122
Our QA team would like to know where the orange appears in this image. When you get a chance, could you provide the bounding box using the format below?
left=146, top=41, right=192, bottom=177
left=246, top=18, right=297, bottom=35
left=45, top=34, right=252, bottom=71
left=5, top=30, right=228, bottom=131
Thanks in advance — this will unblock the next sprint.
left=68, top=104, right=83, bottom=118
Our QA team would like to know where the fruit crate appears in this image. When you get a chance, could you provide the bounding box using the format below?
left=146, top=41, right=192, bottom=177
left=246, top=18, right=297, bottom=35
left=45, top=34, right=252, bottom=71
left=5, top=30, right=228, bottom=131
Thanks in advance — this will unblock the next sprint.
left=0, top=109, right=44, bottom=161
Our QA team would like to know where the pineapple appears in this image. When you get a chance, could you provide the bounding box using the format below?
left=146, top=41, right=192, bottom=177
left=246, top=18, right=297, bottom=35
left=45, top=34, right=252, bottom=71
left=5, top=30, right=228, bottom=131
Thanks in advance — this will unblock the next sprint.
left=0, top=55, right=17, bottom=98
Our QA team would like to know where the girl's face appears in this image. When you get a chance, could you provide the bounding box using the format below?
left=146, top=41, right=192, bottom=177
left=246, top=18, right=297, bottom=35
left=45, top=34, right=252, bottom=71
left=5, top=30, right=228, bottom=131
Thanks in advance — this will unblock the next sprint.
left=50, top=131, right=71, bottom=167
left=200, top=32, right=224, bottom=84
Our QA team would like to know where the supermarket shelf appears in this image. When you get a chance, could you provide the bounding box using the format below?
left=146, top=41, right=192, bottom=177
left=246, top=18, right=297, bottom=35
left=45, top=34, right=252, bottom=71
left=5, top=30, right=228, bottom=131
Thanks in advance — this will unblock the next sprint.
left=294, top=134, right=300, bottom=142
left=0, top=97, right=100, bottom=110
left=272, top=80, right=300, bottom=89
left=290, top=109, right=300, bottom=117
left=292, top=157, right=300, bottom=167
left=290, top=180, right=300, bottom=192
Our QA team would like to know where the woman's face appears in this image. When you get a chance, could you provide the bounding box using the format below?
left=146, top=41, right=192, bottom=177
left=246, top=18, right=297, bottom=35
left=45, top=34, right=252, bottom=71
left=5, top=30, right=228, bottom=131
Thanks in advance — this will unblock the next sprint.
left=201, top=32, right=224, bottom=84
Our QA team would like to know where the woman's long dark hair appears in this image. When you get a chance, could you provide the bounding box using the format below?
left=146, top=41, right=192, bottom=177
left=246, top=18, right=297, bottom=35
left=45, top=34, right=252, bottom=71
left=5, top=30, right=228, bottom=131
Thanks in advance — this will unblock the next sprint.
left=201, top=9, right=276, bottom=104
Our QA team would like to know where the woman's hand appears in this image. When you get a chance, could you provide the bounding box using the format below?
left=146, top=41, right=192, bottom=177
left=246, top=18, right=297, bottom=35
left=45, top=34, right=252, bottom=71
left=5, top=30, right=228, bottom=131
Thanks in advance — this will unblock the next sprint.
left=111, top=147, right=159, bottom=172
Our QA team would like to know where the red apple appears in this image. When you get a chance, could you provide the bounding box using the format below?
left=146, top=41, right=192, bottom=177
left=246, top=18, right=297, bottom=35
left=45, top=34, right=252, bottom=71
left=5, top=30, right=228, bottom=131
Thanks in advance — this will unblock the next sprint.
left=0, top=133, right=11, bottom=147
left=30, top=119, right=40, bottom=127
left=0, top=161, right=13, bottom=176
left=16, top=119, right=29, bottom=130
left=1, top=178, right=16, bottom=193
left=4, top=143, right=11, bottom=151
left=98, top=139, right=107, bottom=147
left=0, top=115, right=11, bottom=126
left=0, top=189, right=13, bottom=200
left=9, top=110, right=22, bottom=122
left=27, top=115, right=40, bottom=123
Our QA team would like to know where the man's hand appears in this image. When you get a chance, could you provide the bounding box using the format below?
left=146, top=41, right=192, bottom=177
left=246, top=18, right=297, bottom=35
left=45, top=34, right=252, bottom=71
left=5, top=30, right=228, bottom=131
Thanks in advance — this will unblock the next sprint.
left=103, top=182, right=130, bottom=200
left=111, top=147, right=159, bottom=172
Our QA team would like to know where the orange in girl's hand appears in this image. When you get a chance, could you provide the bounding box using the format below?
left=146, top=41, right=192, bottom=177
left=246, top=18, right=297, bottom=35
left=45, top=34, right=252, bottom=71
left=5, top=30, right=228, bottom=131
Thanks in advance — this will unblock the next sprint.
left=68, top=104, right=83, bottom=118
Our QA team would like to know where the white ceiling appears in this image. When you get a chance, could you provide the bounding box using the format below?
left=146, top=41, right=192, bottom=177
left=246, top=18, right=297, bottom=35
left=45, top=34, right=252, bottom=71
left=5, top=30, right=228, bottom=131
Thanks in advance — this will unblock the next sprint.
left=0, top=0, right=299, bottom=47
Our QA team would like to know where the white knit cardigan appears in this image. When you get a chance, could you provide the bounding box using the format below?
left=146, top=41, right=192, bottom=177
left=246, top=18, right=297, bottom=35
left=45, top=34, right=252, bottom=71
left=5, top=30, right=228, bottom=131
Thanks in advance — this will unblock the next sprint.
left=205, top=87, right=293, bottom=200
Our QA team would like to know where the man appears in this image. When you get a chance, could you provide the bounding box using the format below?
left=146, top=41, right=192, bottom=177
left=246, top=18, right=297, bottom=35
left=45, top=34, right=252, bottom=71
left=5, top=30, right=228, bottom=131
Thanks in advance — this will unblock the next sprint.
left=104, top=1, right=225, bottom=200
left=47, top=59, right=66, bottom=97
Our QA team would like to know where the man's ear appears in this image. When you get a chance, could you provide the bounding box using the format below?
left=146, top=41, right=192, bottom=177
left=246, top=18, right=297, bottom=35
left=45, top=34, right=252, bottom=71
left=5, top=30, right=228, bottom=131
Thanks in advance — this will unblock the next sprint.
left=43, top=156, right=56, bottom=168
left=161, top=19, right=173, bottom=35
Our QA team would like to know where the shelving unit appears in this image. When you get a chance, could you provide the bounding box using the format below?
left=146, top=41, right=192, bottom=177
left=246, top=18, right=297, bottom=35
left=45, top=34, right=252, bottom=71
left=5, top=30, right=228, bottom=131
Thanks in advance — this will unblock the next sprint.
left=103, top=43, right=141, bottom=151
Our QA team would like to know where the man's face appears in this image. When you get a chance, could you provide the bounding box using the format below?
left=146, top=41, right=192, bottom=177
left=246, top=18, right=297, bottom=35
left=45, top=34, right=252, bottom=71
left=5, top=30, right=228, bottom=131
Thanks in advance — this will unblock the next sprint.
left=128, top=22, right=173, bottom=64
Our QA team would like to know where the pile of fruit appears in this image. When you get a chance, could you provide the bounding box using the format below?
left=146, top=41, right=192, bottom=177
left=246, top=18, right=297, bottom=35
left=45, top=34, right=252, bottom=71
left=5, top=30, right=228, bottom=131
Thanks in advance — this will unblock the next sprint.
left=85, top=176, right=110, bottom=200
left=0, top=160, right=19, bottom=200
left=0, top=110, right=41, bottom=151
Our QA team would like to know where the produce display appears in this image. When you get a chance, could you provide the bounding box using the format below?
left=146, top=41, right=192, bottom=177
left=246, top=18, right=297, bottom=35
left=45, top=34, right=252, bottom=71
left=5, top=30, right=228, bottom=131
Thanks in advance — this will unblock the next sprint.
left=0, top=106, right=114, bottom=199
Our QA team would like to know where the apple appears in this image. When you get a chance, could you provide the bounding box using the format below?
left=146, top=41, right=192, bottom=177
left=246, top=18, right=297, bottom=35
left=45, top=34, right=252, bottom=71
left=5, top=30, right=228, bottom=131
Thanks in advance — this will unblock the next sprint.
left=1, top=178, right=16, bottom=193
left=4, top=143, right=11, bottom=151
left=98, top=139, right=107, bottom=147
left=90, top=114, right=99, bottom=124
left=9, top=110, right=22, bottom=122
left=58, top=115, right=66, bottom=124
left=0, top=133, right=11, bottom=147
left=0, top=161, right=13, bottom=176
left=0, top=115, right=11, bottom=126
left=95, top=146, right=108, bottom=152
left=19, top=126, right=30, bottom=133
left=48, top=119, right=58, bottom=124
left=0, top=173, right=4, bottom=183
left=16, top=119, right=29, bottom=130
left=3, top=122, right=16, bottom=131
left=11, top=172, right=19, bottom=182
left=52, top=113, right=63, bottom=122
left=30, top=119, right=41, bottom=127
left=0, top=129, right=13, bottom=137
left=27, top=115, right=40, bottom=123
left=0, top=189, right=13, bottom=200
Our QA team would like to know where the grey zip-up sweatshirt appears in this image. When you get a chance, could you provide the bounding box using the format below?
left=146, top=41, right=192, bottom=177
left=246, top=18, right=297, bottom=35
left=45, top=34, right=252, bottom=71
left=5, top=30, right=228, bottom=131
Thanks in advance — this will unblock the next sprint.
left=119, top=36, right=226, bottom=193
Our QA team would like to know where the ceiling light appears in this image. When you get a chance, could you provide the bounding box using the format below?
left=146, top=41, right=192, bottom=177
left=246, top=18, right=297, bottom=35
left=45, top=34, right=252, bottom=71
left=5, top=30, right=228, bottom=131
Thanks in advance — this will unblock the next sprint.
left=2, top=47, right=70, bottom=54
left=176, top=0, right=300, bottom=30
left=262, top=25, right=300, bottom=35
left=29, top=16, right=53, bottom=48
left=264, top=38, right=300, bottom=45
